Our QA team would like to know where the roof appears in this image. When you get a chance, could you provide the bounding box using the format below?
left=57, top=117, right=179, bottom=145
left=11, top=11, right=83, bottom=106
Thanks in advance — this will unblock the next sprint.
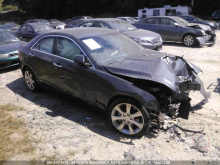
left=39, top=27, right=117, bottom=39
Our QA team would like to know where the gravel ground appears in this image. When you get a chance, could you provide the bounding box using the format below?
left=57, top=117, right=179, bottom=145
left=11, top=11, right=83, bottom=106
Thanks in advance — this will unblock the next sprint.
left=0, top=31, right=220, bottom=162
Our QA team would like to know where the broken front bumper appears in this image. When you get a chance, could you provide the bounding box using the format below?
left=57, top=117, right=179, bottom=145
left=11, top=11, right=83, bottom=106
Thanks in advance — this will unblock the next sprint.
left=196, top=33, right=216, bottom=46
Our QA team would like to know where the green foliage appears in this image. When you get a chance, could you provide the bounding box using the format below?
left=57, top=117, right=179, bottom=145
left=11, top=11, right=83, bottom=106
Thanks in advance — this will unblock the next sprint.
left=1, top=0, right=220, bottom=18
left=0, top=0, right=17, bottom=11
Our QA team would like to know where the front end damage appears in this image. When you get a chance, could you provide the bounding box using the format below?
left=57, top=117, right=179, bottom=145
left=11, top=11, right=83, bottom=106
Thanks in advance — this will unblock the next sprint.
left=105, top=52, right=210, bottom=121
left=187, top=24, right=216, bottom=46
left=144, top=55, right=210, bottom=120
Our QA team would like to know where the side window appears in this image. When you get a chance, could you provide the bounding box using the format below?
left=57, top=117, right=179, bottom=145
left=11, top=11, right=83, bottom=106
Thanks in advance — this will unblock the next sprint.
left=33, top=37, right=54, bottom=54
left=56, top=37, right=83, bottom=60
left=94, top=22, right=110, bottom=29
left=143, top=18, right=159, bottom=24
left=27, top=26, right=33, bottom=32
left=20, top=26, right=26, bottom=32
left=153, top=10, right=160, bottom=16
left=161, top=18, right=175, bottom=26
left=80, top=22, right=94, bottom=27
left=142, top=10, right=146, bottom=14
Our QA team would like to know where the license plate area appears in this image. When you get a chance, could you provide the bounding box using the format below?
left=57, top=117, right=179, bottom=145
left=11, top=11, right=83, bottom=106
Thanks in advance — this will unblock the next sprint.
left=179, top=82, right=201, bottom=91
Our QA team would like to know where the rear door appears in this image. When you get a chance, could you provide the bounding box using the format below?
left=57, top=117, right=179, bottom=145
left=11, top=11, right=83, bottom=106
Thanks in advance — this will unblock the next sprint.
left=138, top=18, right=161, bottom=33
left=29, top=36, right=55, bottom=85
left=160, top=18, right=181, bottom=41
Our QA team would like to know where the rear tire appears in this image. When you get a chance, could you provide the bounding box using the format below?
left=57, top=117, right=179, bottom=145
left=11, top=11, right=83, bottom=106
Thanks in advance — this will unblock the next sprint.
left=108, top=98, right=150, bottom=137
left=24, top=68, right=40, bottom=92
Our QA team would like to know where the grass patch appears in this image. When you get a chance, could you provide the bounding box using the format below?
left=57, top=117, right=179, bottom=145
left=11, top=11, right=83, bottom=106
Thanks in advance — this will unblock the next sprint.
left=0, top=104, right=38, bottom=160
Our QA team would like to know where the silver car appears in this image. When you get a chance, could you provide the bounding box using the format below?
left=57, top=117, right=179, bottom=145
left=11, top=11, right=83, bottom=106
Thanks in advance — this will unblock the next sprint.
left=65, top=18, right=163, bottom=51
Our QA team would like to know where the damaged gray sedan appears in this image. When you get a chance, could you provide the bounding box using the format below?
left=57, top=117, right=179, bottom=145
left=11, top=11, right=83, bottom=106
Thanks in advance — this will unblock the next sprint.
left=19, top=28, right=208, bottom=137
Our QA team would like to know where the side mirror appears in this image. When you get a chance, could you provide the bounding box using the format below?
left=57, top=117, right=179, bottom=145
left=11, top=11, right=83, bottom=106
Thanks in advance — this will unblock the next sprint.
left=174, top=23, right=180, bottom=27
left=73, top=55, right=91, bottom=67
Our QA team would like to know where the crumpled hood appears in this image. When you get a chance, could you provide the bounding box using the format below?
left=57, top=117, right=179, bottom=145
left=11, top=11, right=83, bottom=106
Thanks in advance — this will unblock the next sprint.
left=104, top=49, right=201, bottom=92
left=0, top=41, right=26, bottom=54
left=122, top=29, right=161, bottom=40
left=187, top=23, right=212, bottom=31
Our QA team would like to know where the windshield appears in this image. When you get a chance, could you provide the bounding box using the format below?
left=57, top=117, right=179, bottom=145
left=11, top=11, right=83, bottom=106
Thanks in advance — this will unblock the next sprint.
left=32, top=24, right=53, bottom=32
left=0, top=31, right=19, bottom=44
left=173, top=17, right=190, bottom=26
left=108, top=20, right=137, bottom=31
left=81, top=32, right=144, bottom=65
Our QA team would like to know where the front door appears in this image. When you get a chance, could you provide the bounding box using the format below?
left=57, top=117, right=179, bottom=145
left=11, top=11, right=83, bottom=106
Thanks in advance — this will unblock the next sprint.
left=52, top=36, right=96, bottom=105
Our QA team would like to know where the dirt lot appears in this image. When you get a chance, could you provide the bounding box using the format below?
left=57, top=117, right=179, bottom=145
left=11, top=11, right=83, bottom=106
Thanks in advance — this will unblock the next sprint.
left=0, top=31, right=220, bottom=163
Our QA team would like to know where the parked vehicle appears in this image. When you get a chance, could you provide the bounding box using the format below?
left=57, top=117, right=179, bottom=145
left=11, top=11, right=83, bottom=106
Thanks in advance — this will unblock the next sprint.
left=19, top=28, right=207, bottom=136
left=211, top=10, right=220, bottom=22
left=67, top=18, right=163, bottom=50
left=65, top=19, right=85, bottom=28
left=0, top=22, right=20, bottom=34
left=49, top=20, right=66, bottom=29
left=138, top=5, right=192, bottom=18
left=16, top=23, right=54, bottom=41
left=133, top=16, right=216, bottom=47
left=25, top=19, right=50, bottom=24
left=117, top=17, right=138, bottom=23
left=0, top=29, right=25, bottom=69
left=179, top=15, right=219, bottom=30
left=71, top=16, right=93, bottom=21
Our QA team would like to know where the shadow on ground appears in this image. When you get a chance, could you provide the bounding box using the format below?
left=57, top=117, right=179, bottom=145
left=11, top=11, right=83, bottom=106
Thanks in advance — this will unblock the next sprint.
left=6, top=77, right=159, bottom=144
left=207, top=79, right=220, bottom=95
left=0, top=66, right=19, bottom=74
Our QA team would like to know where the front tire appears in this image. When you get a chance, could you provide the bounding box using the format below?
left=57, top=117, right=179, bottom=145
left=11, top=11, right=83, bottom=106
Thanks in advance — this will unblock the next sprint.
left=108, top=98, right=150, bottom=137
left=24, top=68, right=40, bottom=92
left=183, top=34, right=195, bottom=47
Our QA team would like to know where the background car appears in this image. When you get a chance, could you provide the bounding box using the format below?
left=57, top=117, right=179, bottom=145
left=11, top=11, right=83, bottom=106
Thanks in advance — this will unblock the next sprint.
left=16, top=23, right=54, bottom=41
left=117, top=17, right=139, bottom=23
left=19, top=28, right=203, bottom=137
left=0, top=29, right=25, bottom=69
left=67, top=18, right=163, bottom=50
left=211, top=10, right=220, bottom=22
left=0, top=22, right=20, bottom=34
left=133, top=16, right=216, bottom=47
left=49, top=20, right=66, bottom=29
left=25, top=19, right=50, bottom=24
left=179, top=15, right=219, bottom=30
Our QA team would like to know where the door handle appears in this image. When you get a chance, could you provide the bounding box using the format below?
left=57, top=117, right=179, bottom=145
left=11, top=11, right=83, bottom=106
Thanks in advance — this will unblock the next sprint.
left=53, top=63, right=62, bottom=68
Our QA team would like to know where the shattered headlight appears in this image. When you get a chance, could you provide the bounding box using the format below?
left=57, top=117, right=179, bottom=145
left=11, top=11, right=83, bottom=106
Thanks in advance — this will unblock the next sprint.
left=0, top=54, right=9, bottom=58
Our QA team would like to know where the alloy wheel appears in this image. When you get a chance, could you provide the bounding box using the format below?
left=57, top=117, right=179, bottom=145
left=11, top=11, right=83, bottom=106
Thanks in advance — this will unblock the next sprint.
left=25, top=70, right=35, bottom=90
left=184, top=35, right=194, bottom=47
left=111, top=103, right=144, bottom=135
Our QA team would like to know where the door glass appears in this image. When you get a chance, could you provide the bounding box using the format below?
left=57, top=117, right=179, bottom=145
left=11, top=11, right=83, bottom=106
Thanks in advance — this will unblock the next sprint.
left=56, top=37, right=83, bottom=60
left=80, top=22, right=94, bottom=27
left=27, top=26, right=33, bottom=32
left=20, top=26, right=26, bottom=32
left=33, top=37, right=54, bottom=54
left=144, top=18, right=159, bottom=24
left=161, top=18, right=175, bottom=26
